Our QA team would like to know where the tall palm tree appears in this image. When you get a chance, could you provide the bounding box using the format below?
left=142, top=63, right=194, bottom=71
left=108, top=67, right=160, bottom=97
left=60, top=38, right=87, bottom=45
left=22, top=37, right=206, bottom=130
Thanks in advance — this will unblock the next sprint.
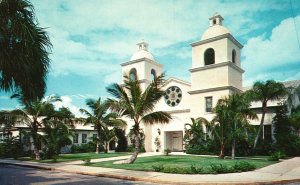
left=80, top=98, right=126, bottom=153
left=246, top=80, right=287, bottom=153
left=221, top=93, right=257, bottom=159
left=106, top=74, right=172, bottom=164
left=0, top=0, right=51, bottom=101
left=11, top=96, right=60, bottom=160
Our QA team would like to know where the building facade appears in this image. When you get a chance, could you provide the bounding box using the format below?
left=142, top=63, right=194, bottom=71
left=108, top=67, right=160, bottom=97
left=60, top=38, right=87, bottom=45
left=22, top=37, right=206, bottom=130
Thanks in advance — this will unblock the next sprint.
left=121, top=13, right=300, bottom=152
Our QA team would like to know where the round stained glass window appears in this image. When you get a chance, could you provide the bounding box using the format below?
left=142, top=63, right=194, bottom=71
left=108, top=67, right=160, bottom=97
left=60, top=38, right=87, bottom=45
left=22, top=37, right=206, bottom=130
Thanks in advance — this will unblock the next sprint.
left=164, top=86, right=182, bottom=107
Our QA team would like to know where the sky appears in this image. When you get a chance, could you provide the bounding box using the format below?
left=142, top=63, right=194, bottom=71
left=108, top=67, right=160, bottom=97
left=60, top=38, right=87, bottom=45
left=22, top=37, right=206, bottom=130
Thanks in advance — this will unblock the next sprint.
left=1, top=0, right=300, bottom=117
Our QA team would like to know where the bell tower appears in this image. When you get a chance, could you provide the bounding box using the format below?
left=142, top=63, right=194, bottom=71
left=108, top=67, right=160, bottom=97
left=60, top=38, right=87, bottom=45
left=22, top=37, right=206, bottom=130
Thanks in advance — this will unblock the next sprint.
left=120, top=41, right=163, bottom=91
left=189, top=13, right=245, bottom=119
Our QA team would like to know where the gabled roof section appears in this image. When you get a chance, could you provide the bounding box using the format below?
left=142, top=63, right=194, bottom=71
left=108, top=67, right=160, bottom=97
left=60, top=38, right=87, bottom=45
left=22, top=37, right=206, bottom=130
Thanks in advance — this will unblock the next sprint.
left=163, top=77, right=191, bottom=87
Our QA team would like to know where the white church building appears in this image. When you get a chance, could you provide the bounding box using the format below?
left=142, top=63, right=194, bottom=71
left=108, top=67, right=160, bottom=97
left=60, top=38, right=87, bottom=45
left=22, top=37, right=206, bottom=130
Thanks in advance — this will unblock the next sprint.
left=120, top=13, right=300, bottom=152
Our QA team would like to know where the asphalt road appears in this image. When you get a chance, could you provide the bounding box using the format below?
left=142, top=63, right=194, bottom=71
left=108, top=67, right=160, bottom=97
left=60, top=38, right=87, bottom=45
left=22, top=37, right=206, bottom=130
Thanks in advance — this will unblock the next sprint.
left=0, top=164, right=161, bottom=185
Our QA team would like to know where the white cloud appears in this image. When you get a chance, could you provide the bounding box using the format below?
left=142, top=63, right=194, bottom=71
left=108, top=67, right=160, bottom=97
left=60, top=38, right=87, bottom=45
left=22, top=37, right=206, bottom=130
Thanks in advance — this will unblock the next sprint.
left=53, top=96, right=84, bottom=117
left=242, top=15, right=300, bottom=85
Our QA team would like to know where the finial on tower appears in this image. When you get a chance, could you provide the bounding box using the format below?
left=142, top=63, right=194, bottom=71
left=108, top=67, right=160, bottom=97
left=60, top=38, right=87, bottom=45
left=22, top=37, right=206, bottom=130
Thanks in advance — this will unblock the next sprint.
left=137, top=40, right=149, bottom=51
left=209, top=13, right=224, bottom=26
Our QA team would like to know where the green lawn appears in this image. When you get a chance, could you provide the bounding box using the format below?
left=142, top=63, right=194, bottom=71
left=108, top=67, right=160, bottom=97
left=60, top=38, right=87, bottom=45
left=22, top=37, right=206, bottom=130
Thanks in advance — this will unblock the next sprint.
left=88, top=155, right=277, bottom=174
left=19, top=152, right=131, bottom=163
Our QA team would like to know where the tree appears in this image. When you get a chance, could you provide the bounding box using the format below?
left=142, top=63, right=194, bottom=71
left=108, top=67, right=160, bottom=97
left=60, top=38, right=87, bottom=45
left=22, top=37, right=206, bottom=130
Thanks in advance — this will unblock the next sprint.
left=42, top=107, right=74, bottom=159
left=246, top=80, right=287, bottom=153
left=80, top=98, right=126, bottom=153
left=0, top=0, right=52, bottom=101
left=10, top=96, right=60, bottom=160
left=107, top=74, right=172, bottom=164
left=184, top=118, right=207, bottom=148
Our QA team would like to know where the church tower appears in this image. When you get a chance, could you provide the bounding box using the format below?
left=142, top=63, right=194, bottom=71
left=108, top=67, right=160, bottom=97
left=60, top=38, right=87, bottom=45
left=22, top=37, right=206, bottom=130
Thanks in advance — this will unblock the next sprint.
left=189, top=13, right=244, bottom=119
left=120, top=41, right=163, bottom=152
left=120, top=41, right=163, bottom=91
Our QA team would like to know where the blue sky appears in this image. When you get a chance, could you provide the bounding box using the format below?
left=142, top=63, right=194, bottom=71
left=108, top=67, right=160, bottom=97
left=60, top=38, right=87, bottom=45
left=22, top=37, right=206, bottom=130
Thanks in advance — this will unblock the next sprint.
left=1, top=0, right=300, bottom=117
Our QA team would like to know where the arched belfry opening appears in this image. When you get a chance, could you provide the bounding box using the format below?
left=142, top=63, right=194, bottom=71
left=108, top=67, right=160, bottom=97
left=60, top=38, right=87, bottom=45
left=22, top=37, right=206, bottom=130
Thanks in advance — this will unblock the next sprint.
left=232, top=49, right=236, bottom=64
left=129, top=68, right=137, bottom=81
left=204, top=48, right=215, bottom=65
left=150, top=69, right=156, bottom=80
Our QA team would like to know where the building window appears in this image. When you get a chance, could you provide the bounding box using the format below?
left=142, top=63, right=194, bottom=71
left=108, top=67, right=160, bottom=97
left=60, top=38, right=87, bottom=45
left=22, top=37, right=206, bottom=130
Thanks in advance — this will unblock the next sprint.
left=93, top=134, right=97, bottom=139
left=82, top=134, right=87, bottom=144
left=129, top=68, right=137, bottom=81
left=73, top=134, right=78, bottom=144
left=204, top=48, right=215, bottom=65
left=151, top=69, right=156, bottom=81
left=205, top=97, right=213, bottom=112
left=232, top=49, right=236, bottom=64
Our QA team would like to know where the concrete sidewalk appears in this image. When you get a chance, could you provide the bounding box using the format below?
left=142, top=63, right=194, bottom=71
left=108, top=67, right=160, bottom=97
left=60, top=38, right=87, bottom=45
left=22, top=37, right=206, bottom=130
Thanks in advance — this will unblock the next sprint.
left=1, top=155, right=300, bottom=185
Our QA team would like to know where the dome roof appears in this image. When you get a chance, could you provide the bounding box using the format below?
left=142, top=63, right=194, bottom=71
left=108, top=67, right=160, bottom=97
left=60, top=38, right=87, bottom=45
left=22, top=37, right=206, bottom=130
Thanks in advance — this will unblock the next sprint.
left=201, top=25, right=230, bottom=40
left=130, top=49, right=155, bottom=61
left=201, top=13, right=230, bottom=40
left=130, top=41, right=155, bottom=61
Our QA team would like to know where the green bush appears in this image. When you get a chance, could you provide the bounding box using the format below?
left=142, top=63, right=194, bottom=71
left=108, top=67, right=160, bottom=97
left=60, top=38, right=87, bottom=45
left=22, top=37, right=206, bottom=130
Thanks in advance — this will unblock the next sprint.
left=190, top=164, right=203, bottom=173
left=164, top=148, right=171, bottom=156
left=114, top=128, right=128, bottom=152
left=127, top=144, right=145, bottom=153
left=0, top=137, right=22, bottom=159
left=71, top=142, right=99, bottom=153
left=152, top=164, right=164, bottom=172
left=233, top=161, right=255, bottom=172
left=210, top=163, right=235, bottom=174
left=82, top=158, right=92, bottom=165
left=268, top=151, right=287, bottom=161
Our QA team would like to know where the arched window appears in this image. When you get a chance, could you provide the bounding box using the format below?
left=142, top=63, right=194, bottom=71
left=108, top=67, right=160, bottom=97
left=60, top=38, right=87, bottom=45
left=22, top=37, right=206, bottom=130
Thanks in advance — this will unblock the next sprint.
left=150, top=69, right=156, bottom=81
left=129, top=68, right=137, bottom=81
left=232, top=49, right=236, bottom=64
left=204, top=48, right=215, bottom=65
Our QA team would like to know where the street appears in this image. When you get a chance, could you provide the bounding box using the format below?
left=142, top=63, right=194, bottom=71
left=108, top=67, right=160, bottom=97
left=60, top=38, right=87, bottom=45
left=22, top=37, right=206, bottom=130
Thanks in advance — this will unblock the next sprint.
left=0, top=164, right=161, bottom=185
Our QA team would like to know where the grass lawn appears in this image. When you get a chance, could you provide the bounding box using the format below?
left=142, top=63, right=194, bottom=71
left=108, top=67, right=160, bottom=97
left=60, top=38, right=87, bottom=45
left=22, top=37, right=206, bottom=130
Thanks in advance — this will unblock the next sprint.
left=88, top=155, right=277, bottom=174
left=19, top=152, right=131, bottom=163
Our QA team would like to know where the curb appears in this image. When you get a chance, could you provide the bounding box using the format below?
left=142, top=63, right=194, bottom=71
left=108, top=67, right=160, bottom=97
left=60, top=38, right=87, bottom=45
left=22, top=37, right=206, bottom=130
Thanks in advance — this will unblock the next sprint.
left=1, top=162, right=300, bottom=185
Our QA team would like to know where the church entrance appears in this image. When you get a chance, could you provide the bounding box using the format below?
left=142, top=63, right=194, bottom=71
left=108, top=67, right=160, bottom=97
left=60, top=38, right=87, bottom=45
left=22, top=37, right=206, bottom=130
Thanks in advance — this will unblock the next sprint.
left=165, top=131, right=183, bottom=152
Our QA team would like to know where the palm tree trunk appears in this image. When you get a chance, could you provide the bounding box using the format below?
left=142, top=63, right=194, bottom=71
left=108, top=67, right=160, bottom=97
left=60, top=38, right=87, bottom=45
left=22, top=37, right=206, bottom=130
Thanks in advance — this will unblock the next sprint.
left=104, top=142, right=108, bottom=153
left=231, top=139, right=236, bottom=159
left=127, top=130, right=140, bottom=164
left=95, top=141, right=99, bottom=154
left=253, top=105, right=267, bottom=153
left=219, top=141, right=225, bottom=159
left=34, top=147, right=40, bottom=161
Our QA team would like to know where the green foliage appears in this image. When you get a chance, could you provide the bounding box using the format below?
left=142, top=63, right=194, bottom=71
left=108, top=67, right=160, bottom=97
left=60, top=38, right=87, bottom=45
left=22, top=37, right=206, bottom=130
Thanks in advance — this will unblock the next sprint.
left=0, top=136, right=22, bottom=158
left=273, top=105, right=300, bottom=156
left=233, top=161, right=256, bottom=172
left=0, top=0, right=52, bottom=101
left=71, top=142, right=99, bottom=153
left=114, top=128, right=128, bottom=152
left=268, top=151, right=287, bottom=161
left=190, top=164, right=203, bottom=173
left=210, top=163, right=235, bottom=174
left=82, top=158, right=92, bottom=165
left=128, top=127, right=145, bottom=152
left=164, top=148, right=171, bottom=156
left=154, top=136, right=161, bottom=151
left=152, top=164, right=164, bottom=172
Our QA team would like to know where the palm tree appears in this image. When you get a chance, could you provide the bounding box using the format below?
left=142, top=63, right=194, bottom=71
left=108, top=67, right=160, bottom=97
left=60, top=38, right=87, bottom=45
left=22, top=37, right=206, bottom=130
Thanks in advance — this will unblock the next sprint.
left=106, top=74, right=172, bottom=164
left=0, top=0, right=51, bottom=101
left=246, top=80, right=287, bottom=153
left=80, top=98, right=126, bottom=154
left=221, top=93, right=257, bottom=159
left=184, top=118, right=207, bottom=148
left=11, top=96, right=60, bottom=160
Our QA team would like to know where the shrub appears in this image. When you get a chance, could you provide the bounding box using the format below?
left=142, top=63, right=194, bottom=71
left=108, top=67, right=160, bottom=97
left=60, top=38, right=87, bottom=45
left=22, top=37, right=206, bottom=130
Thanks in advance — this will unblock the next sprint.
left=210, top=163, right=235, bottom=174
left=83, top=158, right=92, bottom=165
left=114, top=128, right=128, bottom=152
left=233, top=161, right=255, bottom=172
left=0, top=137, right=22, bottom=159
left=190, top=164, right=203, bottom=173
left=164, top=148, right=171, bottom=156
left=127, top=144, right=145, bottom=153
left=268, top=151, right=286, bottom=161
left=71, top=142, right=99, bottom=153
left=152, top=164, right=164, bottom=172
